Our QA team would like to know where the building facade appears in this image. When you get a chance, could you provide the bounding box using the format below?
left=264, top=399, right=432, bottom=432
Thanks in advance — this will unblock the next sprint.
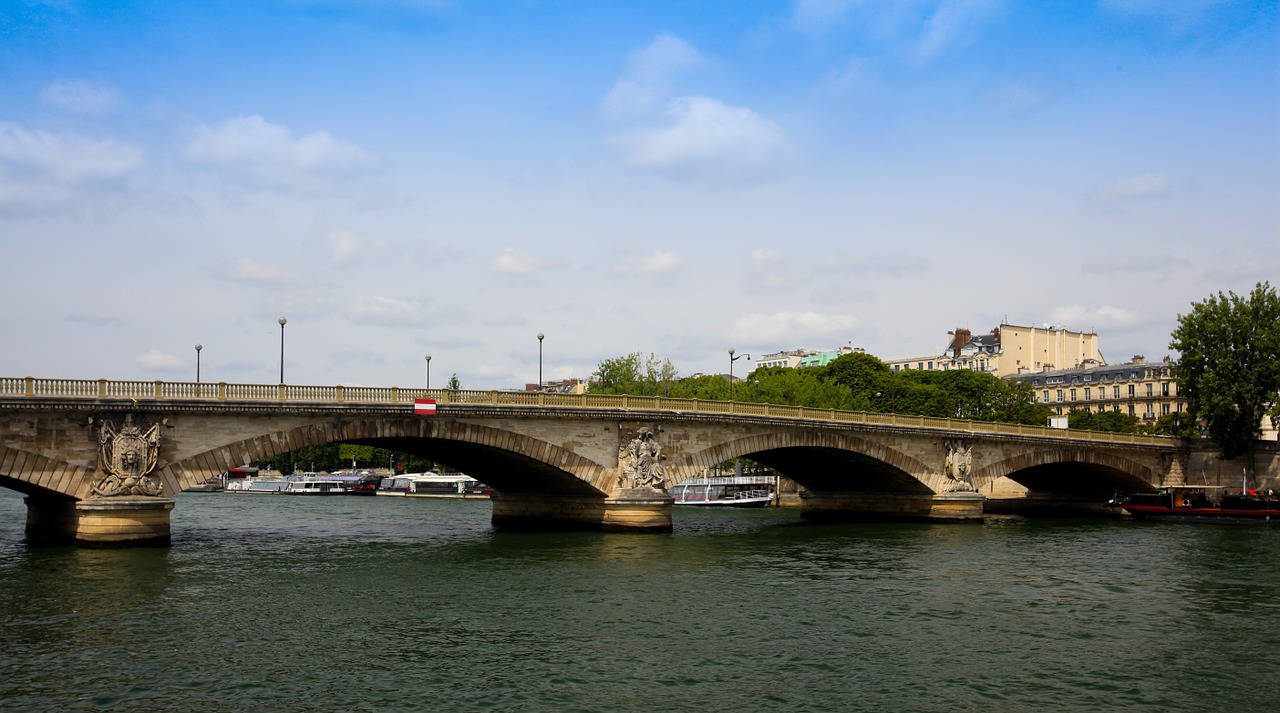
left=883, top=323, right=1103, bottom=378
left=1012, top=355, right=1185, bottom=423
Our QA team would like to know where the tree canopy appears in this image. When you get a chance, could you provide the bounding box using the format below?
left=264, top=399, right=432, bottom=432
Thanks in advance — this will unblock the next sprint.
left=1169, top=281, right=1280, bottom=461
left=587, top=350, right=1049, bottom=426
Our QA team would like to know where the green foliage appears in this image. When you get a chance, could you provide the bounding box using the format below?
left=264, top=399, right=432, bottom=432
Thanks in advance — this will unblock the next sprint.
left=1150, top=411, right=1197, bottom=439
left=587, top=350, right=1048, bottom=427
left=589, top=352, right=678, bottom=396
left=1170, top=281, right=1280, bottom=460
left=1067, top=408, right=1142, bottom=434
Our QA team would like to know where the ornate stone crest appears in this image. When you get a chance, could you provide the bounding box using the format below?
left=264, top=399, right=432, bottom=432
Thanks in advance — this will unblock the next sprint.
left=92, top=414, right=164, bottom=497
left=618, top=428, right=668, bottom=491
left=942, top=438, right=977, bottom=493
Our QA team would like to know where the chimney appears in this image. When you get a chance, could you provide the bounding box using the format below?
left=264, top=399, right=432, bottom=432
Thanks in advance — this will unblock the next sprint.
left=1132, top=355, right=1145, bottom=365
left=953, top=328, right=971, bottom=357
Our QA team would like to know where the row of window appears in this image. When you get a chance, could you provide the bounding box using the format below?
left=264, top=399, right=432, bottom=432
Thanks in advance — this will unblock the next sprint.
left=1052, top=403, right=1180, bottom=417
left=1041, top=382, right=1174, bottom=403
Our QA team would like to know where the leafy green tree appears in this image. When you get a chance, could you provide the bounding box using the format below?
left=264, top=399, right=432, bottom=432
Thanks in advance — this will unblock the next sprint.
left=590, top=352, right=679, bottom=396
left=821, top=353, right=892, bottom=404
left=1151, top=411, right=1197, bottom=439
left=1068, top=408, right=1141, bottom=433
left=1170, top=281, right=1280, bottom=463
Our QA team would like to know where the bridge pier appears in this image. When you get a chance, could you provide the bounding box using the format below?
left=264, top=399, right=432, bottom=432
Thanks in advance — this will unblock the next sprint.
left=491, top=490, right=673, bottom=533
left=799, top=491, right=984, bottom=523
left=24, top=496, right=174, bottom=547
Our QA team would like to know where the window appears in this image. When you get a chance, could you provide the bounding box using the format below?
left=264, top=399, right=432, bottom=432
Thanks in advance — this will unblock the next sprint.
left=1085, top=388, right=1091, bottom=400
left=1162, top=403, right=1170, bottom=415
left=1162, top=383, right=1169, bottom=396
left=1070, top=389, right=1077, bottom=401
left=1043, top=390, right=1050, bottom=403
left=1128, top=385, right=1135, bottom=397
left=1146, top=383, right=1153, bottom=397
left=1113, top=386, right=1120, bottom=399
left=1056, top=389, right=1064, bottom=402
left=928, top=361, right=934, bottom=370
left=1128, top=404, right=1135, bottom=416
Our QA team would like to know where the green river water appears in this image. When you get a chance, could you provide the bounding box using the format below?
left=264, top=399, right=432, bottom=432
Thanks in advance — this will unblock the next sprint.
left=1, top=489, right=1277, bottom=712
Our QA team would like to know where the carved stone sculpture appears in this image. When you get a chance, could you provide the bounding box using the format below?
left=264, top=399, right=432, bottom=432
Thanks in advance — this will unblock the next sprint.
left=92, top=414, right=164, bottom=497
left=618, top=428, right=668, bottom=491
left=942, top=438, right=977, bottom=493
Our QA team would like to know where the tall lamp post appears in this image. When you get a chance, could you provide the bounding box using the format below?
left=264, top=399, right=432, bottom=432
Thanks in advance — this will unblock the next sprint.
left=728, top=348, right=750, bottom=401
left=537, top=332, right=545, bottom=391
left=194, top=344, right=202, bottom=383
left=425, top=354, right=432, bottom=389
left=278, top=317, right=287, bottom=384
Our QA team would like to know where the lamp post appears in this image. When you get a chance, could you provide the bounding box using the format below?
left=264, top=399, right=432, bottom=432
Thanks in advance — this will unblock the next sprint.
left=537, top=332, right=545, bottom=391
left=195, top=344, right=202, bottom=383
left=425, top=354, right=432, bottom=390
left=728, top=348, right=750, bottom=401
left=278, top=317, right=287, bottom=384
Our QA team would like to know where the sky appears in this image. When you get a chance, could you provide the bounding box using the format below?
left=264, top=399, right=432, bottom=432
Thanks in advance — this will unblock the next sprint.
left=0, top=0, right=1276, bottom=390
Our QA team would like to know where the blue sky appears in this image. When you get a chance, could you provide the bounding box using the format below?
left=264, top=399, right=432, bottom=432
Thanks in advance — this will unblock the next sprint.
left=1, top=0, right=1276, bottom=389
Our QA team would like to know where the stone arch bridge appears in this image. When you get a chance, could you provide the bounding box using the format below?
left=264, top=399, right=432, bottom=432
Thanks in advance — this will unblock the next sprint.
left=0, top=378, right=1214, bottom=546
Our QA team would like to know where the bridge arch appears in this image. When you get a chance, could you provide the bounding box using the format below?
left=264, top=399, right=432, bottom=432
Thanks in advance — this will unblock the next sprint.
left=0, top=444, right=89, bottom=500
left=168, top=417, right=615, bottom=498
left=973, top=448, right=1157, bottom=497
left=678, top=431, right=937, bottom=494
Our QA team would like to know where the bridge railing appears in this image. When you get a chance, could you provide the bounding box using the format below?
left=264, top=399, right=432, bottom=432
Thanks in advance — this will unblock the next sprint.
left=0, top=376, right=1170, bottom=445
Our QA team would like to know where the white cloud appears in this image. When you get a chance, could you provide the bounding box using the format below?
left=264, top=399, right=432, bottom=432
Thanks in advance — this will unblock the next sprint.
left=613, top=96, right=791, bottom=185
left=636, top=250, right=682, bottom=273
left=0, top=122, right=141, bottom=183
left=38, top=79, right=124, bottom=115
left=136, top=349, right=186, bottom=372
left=323, top=227, right=387, bottom=267
left=183, top=115, right=381, bottom=191
left=1093, top=172, right=1170, bottom=204
left=225, top=258, right=295, bottom=285
left=0, top=121, right=142, bottom=217
left=915, top=0, right=1003, bottom=62
left=746, top=248, right=798, bottom=291
left=731, top=310, right=859, bottom=344
left=602, top=34, right=704, bottom=116
left=491, top=248, right=538, bottom=274
left=342, top=295, right=432, bottom=328
left=1049, top=304, right=1139, bottom=329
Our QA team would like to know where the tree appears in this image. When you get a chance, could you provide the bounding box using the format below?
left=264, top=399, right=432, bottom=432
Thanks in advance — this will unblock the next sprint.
left=590, top=352, right=678, bottom=396
left=1169, top=281, right=1280, bottom=464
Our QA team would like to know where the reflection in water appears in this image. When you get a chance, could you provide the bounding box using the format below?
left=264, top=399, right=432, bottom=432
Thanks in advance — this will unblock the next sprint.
left=1, top=489, right=1277, bottom=712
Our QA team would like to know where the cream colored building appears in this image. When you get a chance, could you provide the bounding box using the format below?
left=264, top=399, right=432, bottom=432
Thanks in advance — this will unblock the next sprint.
left=884, top=323, right=1104, bottom=378
left=1013, top=355, right=1185, bottom=424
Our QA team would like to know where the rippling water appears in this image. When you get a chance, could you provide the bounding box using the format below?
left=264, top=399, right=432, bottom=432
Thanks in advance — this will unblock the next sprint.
left=2, top=489, right=1277, bottom=712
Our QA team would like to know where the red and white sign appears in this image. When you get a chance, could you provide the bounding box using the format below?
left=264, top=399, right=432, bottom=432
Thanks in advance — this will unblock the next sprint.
left=414, top=398, right=437, bottom=415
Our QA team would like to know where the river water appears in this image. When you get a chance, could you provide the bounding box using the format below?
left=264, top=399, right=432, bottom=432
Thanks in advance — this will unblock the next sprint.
left=1, top=488, right=1277, bottom=712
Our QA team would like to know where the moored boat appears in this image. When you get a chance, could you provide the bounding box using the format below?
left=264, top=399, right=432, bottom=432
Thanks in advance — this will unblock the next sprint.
left=376, top=472, right=493, bottom=498
left=186, top=478, right=224, bottom=492
left=670, top=476, right=775, bottom=508
left=283, top=477, right=349, bottom=495
left=1122, top=486, right=1280, bottom=524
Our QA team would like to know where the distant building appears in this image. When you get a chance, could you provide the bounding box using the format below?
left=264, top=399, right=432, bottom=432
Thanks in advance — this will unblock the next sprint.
left=525, top=378, right=588, bottom=394
left=884, top=323, right=1104, bottom=378
left=1012, top=355, right=1185, bottom=423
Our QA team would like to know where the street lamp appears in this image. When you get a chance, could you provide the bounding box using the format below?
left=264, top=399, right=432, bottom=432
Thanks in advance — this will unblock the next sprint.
left=425, top=354, right=432, bottom=389
left=278, top=317, right=287, bottom=384
left=195, top=344, right=202, bottom=383
left=537, top=332, right=545, bottom=391
left=728, top=348, right=750, bottom=401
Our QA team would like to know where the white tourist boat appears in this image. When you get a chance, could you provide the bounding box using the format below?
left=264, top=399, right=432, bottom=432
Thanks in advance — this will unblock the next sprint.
left=283, top=477, right=349, bottom=495
left=377, top=472, right=493, bottom=498
left=670, top=476, right=776, bottom=508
